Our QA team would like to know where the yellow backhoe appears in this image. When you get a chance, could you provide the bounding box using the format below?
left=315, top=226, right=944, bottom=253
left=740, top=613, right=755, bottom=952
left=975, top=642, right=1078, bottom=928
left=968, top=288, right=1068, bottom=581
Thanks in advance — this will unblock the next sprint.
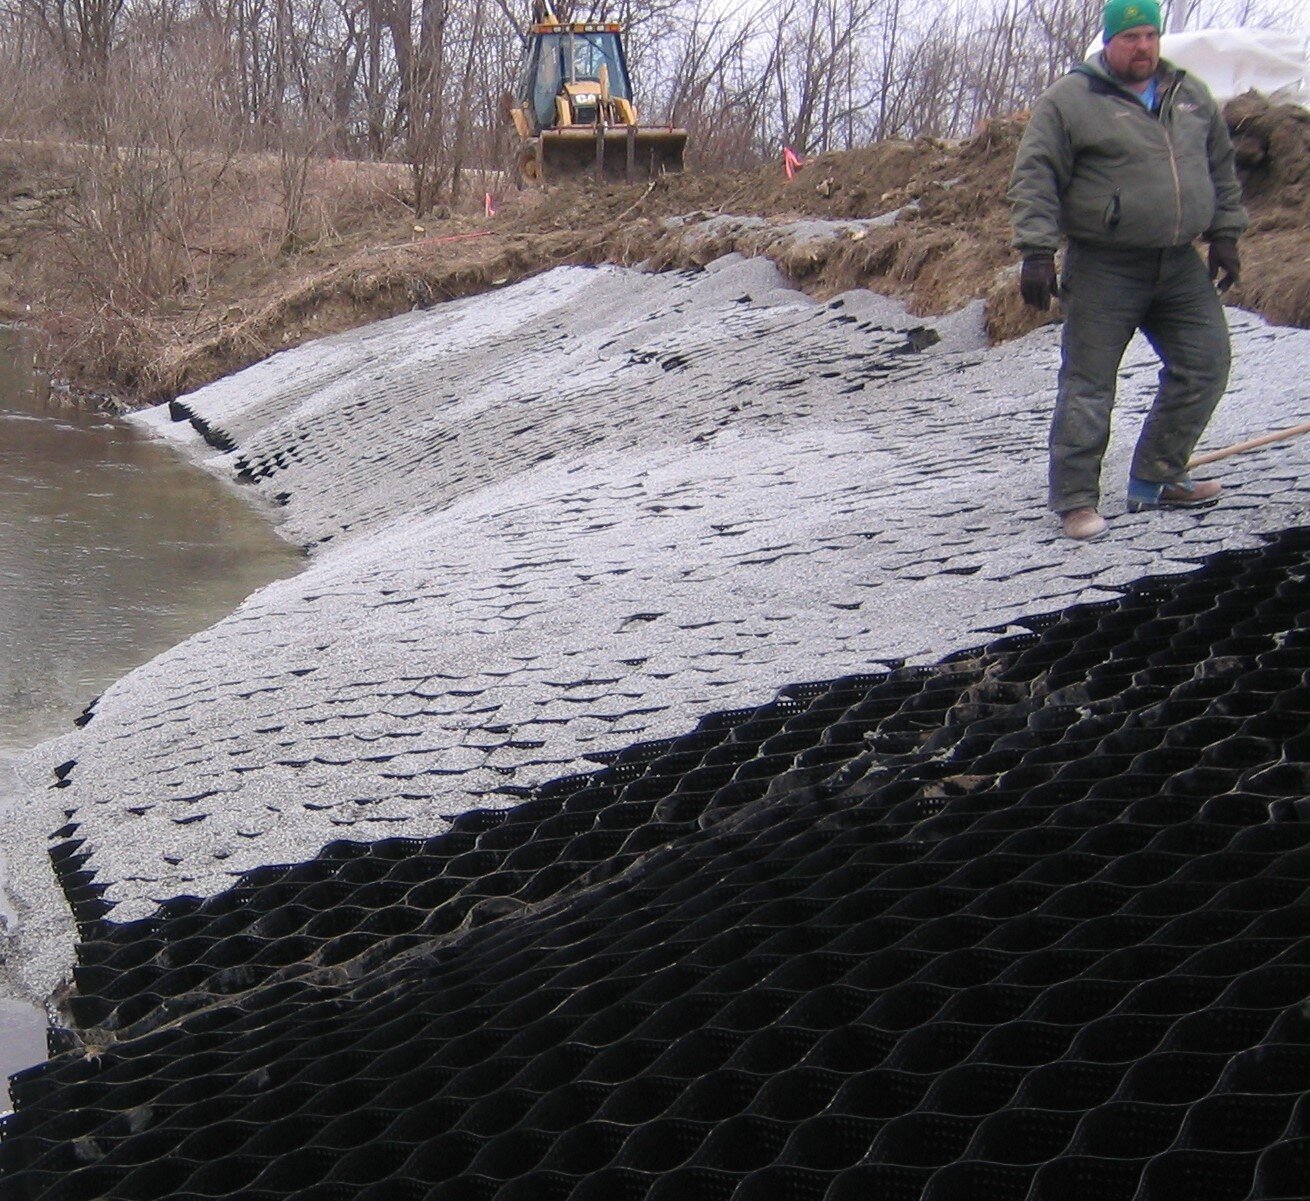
left=508, top=2, right=687, bottom=184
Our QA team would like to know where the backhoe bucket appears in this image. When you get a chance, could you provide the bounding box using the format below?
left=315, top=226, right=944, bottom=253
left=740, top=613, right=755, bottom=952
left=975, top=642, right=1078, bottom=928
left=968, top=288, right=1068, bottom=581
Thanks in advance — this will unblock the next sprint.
left=525, top=126, right=687, bottom=183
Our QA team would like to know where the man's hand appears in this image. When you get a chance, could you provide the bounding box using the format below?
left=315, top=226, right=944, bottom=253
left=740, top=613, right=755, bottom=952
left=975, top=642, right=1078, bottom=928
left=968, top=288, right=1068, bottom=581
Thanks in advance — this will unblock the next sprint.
left=1019, top=254, right=1058, bottom=310
left=1208, top=238, right=1240, bottom=293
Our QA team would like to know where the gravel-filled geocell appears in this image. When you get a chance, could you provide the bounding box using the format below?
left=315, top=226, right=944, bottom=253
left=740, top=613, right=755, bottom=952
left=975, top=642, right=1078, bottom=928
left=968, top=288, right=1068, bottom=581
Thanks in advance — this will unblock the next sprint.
left=2, top=524, right=1307, bottom=1201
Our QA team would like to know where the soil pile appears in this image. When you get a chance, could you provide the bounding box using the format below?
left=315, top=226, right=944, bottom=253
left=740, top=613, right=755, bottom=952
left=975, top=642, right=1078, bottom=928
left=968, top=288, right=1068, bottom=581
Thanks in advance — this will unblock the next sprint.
left=2, top=95, right=1308, bottom=404
left=1223, top=94, right=1310, bottom=328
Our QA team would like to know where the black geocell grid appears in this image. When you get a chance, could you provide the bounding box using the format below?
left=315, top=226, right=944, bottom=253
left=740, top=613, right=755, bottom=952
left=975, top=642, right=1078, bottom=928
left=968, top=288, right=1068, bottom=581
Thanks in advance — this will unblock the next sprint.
left=2, top=528, right=1309, bottom=1201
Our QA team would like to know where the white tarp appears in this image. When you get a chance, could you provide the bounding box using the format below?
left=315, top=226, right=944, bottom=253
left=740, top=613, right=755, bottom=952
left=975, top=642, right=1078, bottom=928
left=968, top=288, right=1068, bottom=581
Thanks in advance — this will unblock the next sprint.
left=1084, top=27, right=1309, bottom=104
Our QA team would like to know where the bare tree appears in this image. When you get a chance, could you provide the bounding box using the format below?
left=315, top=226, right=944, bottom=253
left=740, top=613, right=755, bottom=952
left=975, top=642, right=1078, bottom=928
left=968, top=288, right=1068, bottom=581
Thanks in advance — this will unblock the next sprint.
left=11, top=0, right=125, bottom=77
left=0, top=0, right=1302, bottom=218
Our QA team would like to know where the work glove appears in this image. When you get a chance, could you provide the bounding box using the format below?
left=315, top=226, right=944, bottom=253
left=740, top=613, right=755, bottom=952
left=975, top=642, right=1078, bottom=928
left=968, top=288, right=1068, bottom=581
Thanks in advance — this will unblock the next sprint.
left=1019, top=253, right=1058, bottom=310
left=1208, top=238, right=1240, bottom=292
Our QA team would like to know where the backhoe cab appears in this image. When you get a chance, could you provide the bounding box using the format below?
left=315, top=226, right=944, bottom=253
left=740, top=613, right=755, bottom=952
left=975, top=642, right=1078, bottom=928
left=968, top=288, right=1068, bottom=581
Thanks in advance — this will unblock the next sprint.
left=509, top=2, right=687, bottom=184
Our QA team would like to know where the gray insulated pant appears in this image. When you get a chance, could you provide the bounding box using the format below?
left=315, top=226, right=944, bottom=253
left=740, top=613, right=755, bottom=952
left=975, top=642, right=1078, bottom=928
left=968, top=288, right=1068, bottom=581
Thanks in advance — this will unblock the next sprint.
left=1050, top=241, right=1231, bottom=514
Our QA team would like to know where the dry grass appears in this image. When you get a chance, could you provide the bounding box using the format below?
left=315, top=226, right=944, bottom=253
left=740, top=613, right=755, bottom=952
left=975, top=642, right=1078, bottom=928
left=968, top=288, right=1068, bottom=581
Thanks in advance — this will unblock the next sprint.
left=5, top=146, right=439, bottom=397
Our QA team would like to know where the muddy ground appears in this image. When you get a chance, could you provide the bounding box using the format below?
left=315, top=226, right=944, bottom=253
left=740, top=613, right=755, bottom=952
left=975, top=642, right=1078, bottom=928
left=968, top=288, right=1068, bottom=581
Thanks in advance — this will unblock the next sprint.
left=2, top=95, right=1308, bottom=405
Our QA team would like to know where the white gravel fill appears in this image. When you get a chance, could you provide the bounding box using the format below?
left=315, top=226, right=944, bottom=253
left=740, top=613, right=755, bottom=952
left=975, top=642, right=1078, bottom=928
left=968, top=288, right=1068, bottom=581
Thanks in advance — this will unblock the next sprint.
left=2, top=255, right=1307, bottom=1007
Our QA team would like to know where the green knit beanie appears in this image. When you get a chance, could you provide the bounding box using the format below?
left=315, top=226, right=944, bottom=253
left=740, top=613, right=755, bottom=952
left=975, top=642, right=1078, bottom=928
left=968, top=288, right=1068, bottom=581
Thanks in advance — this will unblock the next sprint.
left=1103, top=0, right=1161, bottom=41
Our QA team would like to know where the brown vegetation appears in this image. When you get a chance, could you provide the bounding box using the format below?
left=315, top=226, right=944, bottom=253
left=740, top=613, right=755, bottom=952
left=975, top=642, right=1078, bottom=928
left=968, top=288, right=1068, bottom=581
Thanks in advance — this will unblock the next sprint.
left=2, top=95, right=1308, bottom=408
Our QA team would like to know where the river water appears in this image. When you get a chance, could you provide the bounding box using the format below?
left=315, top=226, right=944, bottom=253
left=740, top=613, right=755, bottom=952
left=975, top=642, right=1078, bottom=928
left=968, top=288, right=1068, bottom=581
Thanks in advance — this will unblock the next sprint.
left=0, top=330, right=303, bottom=1093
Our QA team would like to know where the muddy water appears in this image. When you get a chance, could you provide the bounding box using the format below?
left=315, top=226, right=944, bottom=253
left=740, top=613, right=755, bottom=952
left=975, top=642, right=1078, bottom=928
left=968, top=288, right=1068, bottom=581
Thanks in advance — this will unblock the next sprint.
left=0, top=330, right=304, bottom=1095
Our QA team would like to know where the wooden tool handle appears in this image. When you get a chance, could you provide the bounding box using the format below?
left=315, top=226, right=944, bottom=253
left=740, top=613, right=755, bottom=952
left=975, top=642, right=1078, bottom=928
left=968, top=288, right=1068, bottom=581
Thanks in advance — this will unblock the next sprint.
left=1188, top=419, right=1310, bottom=468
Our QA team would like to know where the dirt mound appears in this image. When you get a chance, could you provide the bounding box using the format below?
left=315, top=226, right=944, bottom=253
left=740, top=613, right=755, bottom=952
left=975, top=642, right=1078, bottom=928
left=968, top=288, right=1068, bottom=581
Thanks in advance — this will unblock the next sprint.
left=629, top=122, right=1020, bottom=305
left=1223, top=95, right=1310, bottom=329
left=6, top=96, right=1310, bottom=404
left=588, top=98, right=1310, bottom=344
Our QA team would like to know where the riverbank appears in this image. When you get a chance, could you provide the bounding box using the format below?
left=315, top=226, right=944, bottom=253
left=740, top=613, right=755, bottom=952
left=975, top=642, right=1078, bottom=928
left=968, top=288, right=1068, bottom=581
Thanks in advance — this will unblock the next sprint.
left=0, top=334, right=305, bottom=1083
left=1, top=94, right=1308, bottom=407
left=2, top=255, right=1309, bottom=1200
left=2, top=255, right=1308, bottom=1019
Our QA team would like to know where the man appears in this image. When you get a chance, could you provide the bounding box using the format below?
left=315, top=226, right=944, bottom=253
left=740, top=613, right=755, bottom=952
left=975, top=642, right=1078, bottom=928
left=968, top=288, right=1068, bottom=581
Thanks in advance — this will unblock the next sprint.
left=1008, top=0, right=1248, bottom=541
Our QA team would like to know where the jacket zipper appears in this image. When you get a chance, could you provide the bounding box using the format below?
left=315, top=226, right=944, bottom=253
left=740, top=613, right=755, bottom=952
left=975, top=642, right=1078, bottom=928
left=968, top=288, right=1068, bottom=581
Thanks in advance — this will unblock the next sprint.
left=1156, top=79, right=1184, bottom=245
left=1161, top=127, right=1184, bottom=245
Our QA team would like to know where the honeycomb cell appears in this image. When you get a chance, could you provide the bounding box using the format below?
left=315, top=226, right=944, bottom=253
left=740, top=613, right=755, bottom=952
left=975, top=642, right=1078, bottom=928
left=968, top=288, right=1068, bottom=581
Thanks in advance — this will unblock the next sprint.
left=567, top=1167, right=656, bottom=1201
left=179, top=1149, right=268, bottom=1195
left=917, top=1063, right=1024, bottom=1116
left=866, top=1111, right=981, bottom=1168
left=1135, top=1147, right=1260, bottom=1201
left=1066, top=1013, right=1173, bottom=1063
left=827, top=1069, right=929, bottom=1121
left=689, top=1113, right=791, bottom=1172
left=1218, top=963, right=1310, bottom=1008
left=1114, top=1051, right=1228, bottom=1105
left=327, top=1139, right=415, bottom=1187
left=734, top=1163, right=833, bottom=1201
left=464, top=1127, right=555, bottom=1179
left=962, top=1106, right=1079, bottom=1164
left=489, top=1169, right=576, bottom=1201
left=969, top=1020, right=1075, bottom=1067
left=1069, top=1101, right=1187, bottom=1158
left=747, top=1067, right=842, bottom=1122
left=644, top=1165, right=737, bottom=1201
left=107, top=1154, right=195, bottom=1197
left=1177, top=1092, right=1298, bottom=1153
left=919, top=1158, right=1037, bottom=1201
left=727, top=1025, right=820, bottom=1073
left=356, top=1176, right=433, bottom=1201
left=424, top=1175, right=502, bottom=1201
left=1026, top=1153, right=1147, bottom=1201
left=861, top=982, right=951, bottom=1031
left=778, top=1114, right=880, bottom=1171
left=518, top=1084, right=610, bottom=1131
left=613, top=1118, right=713, bottom=1172
left=1162, top=1006, right=1280, bottom=1055
left=400, top=1130, right=486, bottom=1181
left=782, top=983, right=876, bottom=1029
left=10, top=529, right=1310, bottom=1201
left=534, top=1121, right=626, bottom=1175
left=1250, top=1136, right=1310, bottom=1200
left=823, top=1161, right=934, bottom=1201
left=596, top=1075, right=688, bottom=1124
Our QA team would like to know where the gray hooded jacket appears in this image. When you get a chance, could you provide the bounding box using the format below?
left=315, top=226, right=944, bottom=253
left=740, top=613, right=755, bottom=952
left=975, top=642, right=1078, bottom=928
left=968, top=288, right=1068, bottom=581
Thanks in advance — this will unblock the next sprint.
left=1009, top=53, right=1248, bottom=255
